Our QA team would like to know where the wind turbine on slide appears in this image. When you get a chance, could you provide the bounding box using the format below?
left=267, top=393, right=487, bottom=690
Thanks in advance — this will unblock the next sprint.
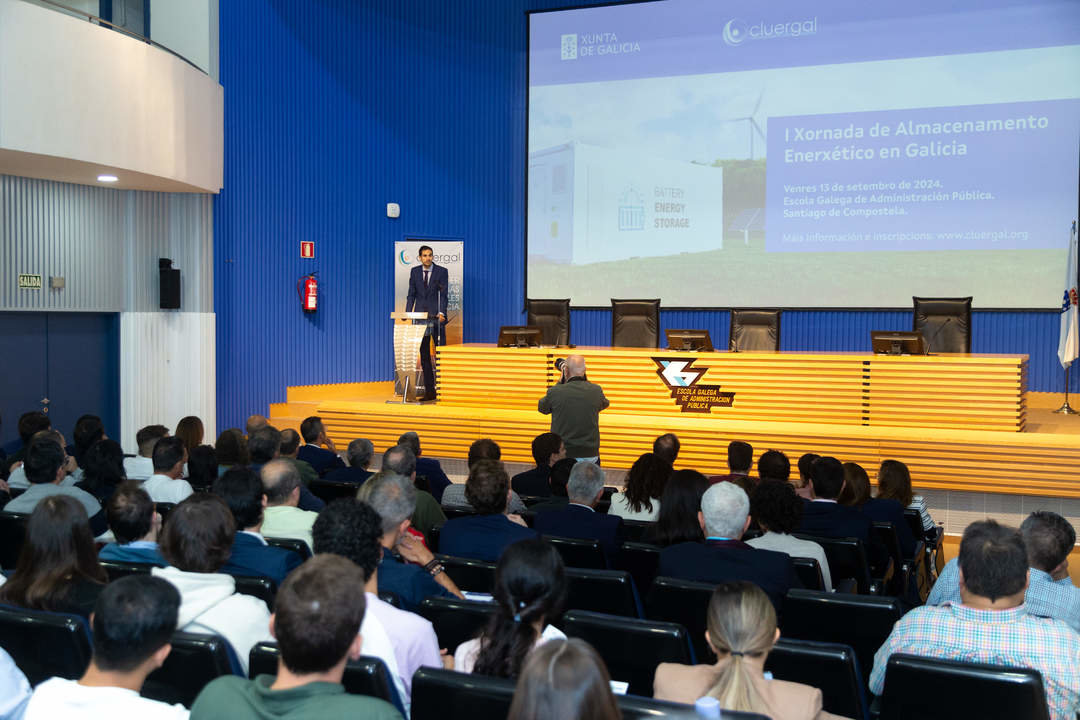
left=724, top=91, right=766, bottom=160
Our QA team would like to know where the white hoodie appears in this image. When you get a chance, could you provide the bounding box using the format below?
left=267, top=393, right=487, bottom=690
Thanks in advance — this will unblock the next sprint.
left=152, top=566, right=272, bottom=674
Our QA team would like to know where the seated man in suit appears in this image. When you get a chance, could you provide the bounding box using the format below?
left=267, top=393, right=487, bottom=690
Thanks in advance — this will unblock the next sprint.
left=323, top=438, right=376, bottom=485
left=296, top=415, right=345, bottom=476
left=278, top=428, right=319, bottom=487
left=796, top=456, right=886, bottom=569
left=511, top=432, right=565, bottom=498
left=99, top=481, right=167, bottom=566
left=379, top=444, right=446, bottom=542
left=707, top=440, right=755, bottom=493
left=533, top=460, right=623, bottom=567
left=652, top=432, right=680, bottom=466
left=248, top=426, right=323, bottom=513
left=398, top=431, right=451, bottom=502
left=439, top=460, right=538, bottom=563
left=659, top=482, right=798, bottom=613
left=213, top=466, right=304, bottom=586
left=442, top=439, right=527, bottom=514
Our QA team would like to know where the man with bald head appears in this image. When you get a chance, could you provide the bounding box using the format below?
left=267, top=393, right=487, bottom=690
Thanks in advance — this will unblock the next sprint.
left=245, top=414, right=267, bottom=437
left=538, top=354, right=609, bottom=462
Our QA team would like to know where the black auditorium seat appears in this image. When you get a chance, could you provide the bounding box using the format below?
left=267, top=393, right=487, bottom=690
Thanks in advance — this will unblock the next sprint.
left=791, top=556, right=825, bottom=591
left=100, top=559, right=154, bottom=581
left=443, top=507, right=478, bottom=521
left=436, top=554, right=496, bottom=593
left=620, top=519, right=654, bottom=543
left=871, top=521, right=923, bottom=598
left=879, top=653, right=1049, bottom=720
left=765, top=637, right=868, bottom=720
left=377, top=590, right=402, bottom=608
left=142, top=631, right=240, bottom=706
left=729, top=309, right=781, bottom=351
left=308, top=478, right=361, bottom=504
left=565, top=567, right=641, bottom=618
left=263, top=536, right=312, bottom=560
left=912, top=296, right=972, bottom=354
left=793, top=534, right=889, bottom=595
left=0, top=511, right=28, bottom=570
left=155, top=502, right=177, bottom=521
left=645, top=576, right=717, bottom=664
left=232, top=575, right=276, bottom=610
left=618, top=541, right=661, bottom=596
left=526, top=298, right=571, bottom=346
left=562, top=609, right=693, bottom=697
left=542, top=534, right=607, bottom=570
left=416, top=596, right=496, bottom=654
left=611, top=299, right=661, bottom=348
left=0, top=604, right=92, bottom=685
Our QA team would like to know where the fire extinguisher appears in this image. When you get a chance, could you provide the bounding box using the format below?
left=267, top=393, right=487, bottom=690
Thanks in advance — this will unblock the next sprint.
left=297, top=272, right=318, bottom=312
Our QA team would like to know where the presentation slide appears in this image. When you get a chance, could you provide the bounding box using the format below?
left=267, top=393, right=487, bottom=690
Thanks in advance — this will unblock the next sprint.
left=527, top=0, right=1080, bottom=308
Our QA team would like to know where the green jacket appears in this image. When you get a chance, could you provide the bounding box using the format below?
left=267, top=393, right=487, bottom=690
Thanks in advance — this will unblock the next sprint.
left=190, top=675, right=401, bottom=720
left=538, top=377, right=609, bottom=457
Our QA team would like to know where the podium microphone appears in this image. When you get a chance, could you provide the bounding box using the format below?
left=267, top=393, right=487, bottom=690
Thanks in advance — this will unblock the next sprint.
left=924, top=317, right=953, bottom=355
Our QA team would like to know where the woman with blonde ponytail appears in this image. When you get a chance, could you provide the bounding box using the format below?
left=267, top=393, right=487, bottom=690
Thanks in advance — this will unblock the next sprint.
left=653, top=581, right=848, bottom=720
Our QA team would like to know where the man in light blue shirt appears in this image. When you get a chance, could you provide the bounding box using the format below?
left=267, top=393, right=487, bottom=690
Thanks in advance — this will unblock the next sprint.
left=927, top=511, right=1080, bottom=633
left=98, top=482, right=167, bottom=566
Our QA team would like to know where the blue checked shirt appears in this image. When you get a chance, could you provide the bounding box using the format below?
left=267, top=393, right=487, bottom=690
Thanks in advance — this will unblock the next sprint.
left=870, top=603, right=1080, bottom=720
left=927, top=558, right=1080, bottom=633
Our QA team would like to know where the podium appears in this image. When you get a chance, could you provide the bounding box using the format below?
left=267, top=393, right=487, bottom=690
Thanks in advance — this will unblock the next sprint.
left=391, top=312, right=431, bottom=403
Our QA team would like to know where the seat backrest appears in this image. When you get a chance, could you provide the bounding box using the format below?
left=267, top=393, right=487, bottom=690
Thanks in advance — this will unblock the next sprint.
left=619, top=695, right=770, bottom=719
left=232, top=575, right=276, bottom=610
left=542, top=534, right=606, bottom=569
left=765, top=637, right=868, bottom=720
left=791, top=556, right=824, bottom=591
left=645, top=576, right=717, bottom=663
left=912, top=296, right=972, bottom=353
left=263, top=536, right=312, bottom=560
left=562, top=609, right=693, bottom=696
left=729, top=309, right=781, bottom=351
left=411, top=666, right=516, bottom=720
left=0, top=603, right=92, bottom=686
left=0, top=511, right=28, bottom=570
left=308, top=478, right=361, bottom=504
left=142, top=631, right=238, bottom=707
left=526, top=298, right=571, bottom=346
left=377, top=590, right=402, bottom=608
left=880, top=653, right=1049, bottom=720
left=565, top=567, right=641, bottom=618
left=779, top=588, right=903, bottom=688
left=611, top=299, right=661, bottom=348
left=902, top=508, right=925, bottom=540
left=443, top=507, right=478, bottom=521
left=100, top=560, right=154, bottom=582
left=416, top=596, right=496, bottom=653
left=794, top=534, right=873, bottom=594
left=620, top=519, right=654, bottom=543
left=428, top=523, right=442, bottom=552
left=617, top=541, right=661, bottom=597
left=155, top=502, right=176, bottom=522
left=436, top=553, right=496, bottom=593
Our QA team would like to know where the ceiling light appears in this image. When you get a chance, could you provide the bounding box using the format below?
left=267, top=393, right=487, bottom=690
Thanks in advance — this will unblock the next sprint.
left=97, top=174, right=118, bottom=183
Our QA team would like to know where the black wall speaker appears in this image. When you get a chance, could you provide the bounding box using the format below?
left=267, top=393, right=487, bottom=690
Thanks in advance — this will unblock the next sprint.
left=159, top=258, right=180, bottom=309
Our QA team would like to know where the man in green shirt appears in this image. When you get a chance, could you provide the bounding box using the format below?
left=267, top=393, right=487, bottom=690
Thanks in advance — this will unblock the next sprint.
left=538, top=354, right=609, bottom=462
left=190, top=554, right=402, bottom=719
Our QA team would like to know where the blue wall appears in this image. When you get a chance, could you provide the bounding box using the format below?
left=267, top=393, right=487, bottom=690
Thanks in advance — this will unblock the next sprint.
left=214, top=0, right=1075, bottom=430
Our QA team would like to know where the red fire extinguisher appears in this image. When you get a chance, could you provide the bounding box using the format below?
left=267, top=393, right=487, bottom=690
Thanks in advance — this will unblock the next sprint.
left=297, top=272, right=318, bottom=312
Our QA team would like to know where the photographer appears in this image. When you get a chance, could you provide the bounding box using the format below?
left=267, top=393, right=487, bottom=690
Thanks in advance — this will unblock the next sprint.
left=538, top=355, right=609, bottom=463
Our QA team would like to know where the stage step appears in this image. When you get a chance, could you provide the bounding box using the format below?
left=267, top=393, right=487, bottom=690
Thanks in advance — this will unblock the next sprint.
left=286, top=382, right=384, bottom=402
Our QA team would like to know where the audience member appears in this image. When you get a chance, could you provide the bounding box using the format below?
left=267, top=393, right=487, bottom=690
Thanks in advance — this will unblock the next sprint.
left=647, top=469, right=709, bottom=547
left=455, top=539, right=567, bottom=677
left=398, top=431, right=452, bottom=501
left=796, top=456, right=880, bottom=566
left=708, top=440, right=755, bottom=492
left=0, top=495, right=107, bottom=620
left=534, top=461, right=623, bottom=566
left=659, top=483, right=797, bottom=612
left=8, top=428, right=80, bottom=490
left=313, top=498, right=448, bottom=707
left=608, top=452, right=670, bottom=521
left=0, top=648, right=30, bottom=719
left=296, top=415, right=345, bottom=475
left=467, top=437, right=501, bottom=467
left=511, top=432, right=565, bottom=498
left=875, top=459, right=936, bottom=533
left=652, top=432, right=680, bottom=466
left=538, top=355, right=609, bottom=462
left=185, top=444, right=218, bottom=491
left=74, top=438, right=126, bottom=502
left=927, top=512, right=1080, bottom=632
left=259, top=460, right=319, bottom=551
left=99, top=482, right=166, bottom=566
left=244, top=414, right=267, bottom=437
left=123, top=425, right=169, bottom=481
left=215, top=428, right=249, bottom=472
left=747, top=481, right=832, bottom=591
left=507, top=638, right=621, bottom=720
left=757, top=449, right=791, bottom=483
left=141, top=436, right=193, bottom=504
left=23, top=575, right=188, bottom=719
left=323, top=437, right=375, bottom=484
left=439, top=460, right=538, bottom=563
left=174, top=415, right=204, bottom=453
left=153, top=494, right=272, bottom=674
left=839, top=462, right=916, bottom=558
left=654, top=582, right=833, bottom=720
left=358, top=472, right=462, bottom=611
left=6, top=410, right=50, bottom=471
left=6, top=435, right=106, bottom=535
left=526, top=457, right=576, bottom=514
left=380, top=444, right=447, bottom=540
left=70, top=414, right=106, bottom=469
left=213, top=467, right=303, bottom=585
left=190, top=555, right=400, bottom=720
left=870, top=520, right=1080, bottom=719
left=278, top=428, right=319, bottom=486
left=443, top=440, right=527, bottom=514
left=249, top=426, right=323, bottom=512
left=793, top=453, right=819, bottom=500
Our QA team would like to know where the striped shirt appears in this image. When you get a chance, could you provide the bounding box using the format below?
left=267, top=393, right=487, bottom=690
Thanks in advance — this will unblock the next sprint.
left=870, top=603, right=1080, bottom=720
left=907, top=495, right=935, bottom=532
left=927, top=558, right=1080, bottom=633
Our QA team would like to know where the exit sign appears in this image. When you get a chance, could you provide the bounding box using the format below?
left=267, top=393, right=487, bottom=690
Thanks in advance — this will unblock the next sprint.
left=300, top=241, right=315, bottom=258
left=18, top=274, right=42, bottom=290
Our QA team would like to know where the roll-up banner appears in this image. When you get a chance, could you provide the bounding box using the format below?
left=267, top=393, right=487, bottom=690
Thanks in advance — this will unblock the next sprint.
left=394, top=239, right=464, bottom=345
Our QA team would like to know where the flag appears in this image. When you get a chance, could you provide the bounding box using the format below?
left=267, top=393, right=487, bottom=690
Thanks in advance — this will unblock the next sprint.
left=1058, top=222, right=1079, bottom=369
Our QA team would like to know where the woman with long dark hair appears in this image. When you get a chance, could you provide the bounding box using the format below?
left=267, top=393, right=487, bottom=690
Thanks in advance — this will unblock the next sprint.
left=175, top=416, right=204, bottom=453
left=507, top=638, right=622, bottom=720
left=646, top=469, right=709, bottom=547
left=0, top=495, right=107, bottom=620
left=214, top=428, right=249, bottom=473
left=75, top=439, right=126, bottom=502
left=608, top=452, right=671, bottom=521
left=455, top=539, right=567, bottom=677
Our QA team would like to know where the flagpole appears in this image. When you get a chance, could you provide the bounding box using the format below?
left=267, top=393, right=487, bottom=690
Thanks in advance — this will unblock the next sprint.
left=1054, top=366, right=1078, bottom=414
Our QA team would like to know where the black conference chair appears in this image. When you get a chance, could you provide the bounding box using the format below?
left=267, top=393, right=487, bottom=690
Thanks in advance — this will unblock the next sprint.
left=611, top=298, right=661, bottom=348
left=878, top=653, right=1050, bottom=720
left=436, top=554, right=496, bottom=593
left=0, top=604, right=92, bottom=686
left=377, top=590, right=402, bottom=608
left=100, top=559, right=156, bottom=581
left=596, top=486, right=618, bottom=515
left=562, top=609, right=693, bottom=697
left=565, top=567, right=642, bottom=618
left=142, top=631, right=239, bottom=706
left=0, top=511, right=28, bottom=570
left=249, top=642, right=406, bottom=717
left=233, top=575, right=276, bottom=610
left=729, top=309, right=781, bottom=351
left=871, top=521, right=923, bottom=599
left=308, top=478, right=361, bottom=504
left=155, top=502, right=177, bottom=522
left=780, top=588, right=904, bottom=689
left=416, top=596, right=496, bottom=653
left=645, top=576, right=717, bottom=664
left=765, top=638, right=869, bottom=720
left=793, top=534, right=888, bottom=595
left=618, top=541, right=662, bottom=597
left=428, top=524, right=442, bottom=552
left=621, top=519, right=654, bottom=543
left=913, top=296, right=972, bottom=354
left=264, top=536, right=312, bottom=560
left=526, top=298, right=571, bottom=346
left=791, top=556, right=825, bottom=591
left=543, top=534, right=607, bottom=570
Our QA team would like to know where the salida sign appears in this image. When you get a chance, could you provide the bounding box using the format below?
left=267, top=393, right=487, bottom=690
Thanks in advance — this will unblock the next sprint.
left=652, top=358, right=735, bottom=413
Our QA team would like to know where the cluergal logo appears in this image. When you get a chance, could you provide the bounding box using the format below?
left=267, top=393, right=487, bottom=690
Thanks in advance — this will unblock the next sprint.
left=561, top=34, right=578, bottom=60
left=652, top=358, right=735, bottom=413
left=398, top=250, right=411, bottom=265
left=723, top=17, right=817, bottom=46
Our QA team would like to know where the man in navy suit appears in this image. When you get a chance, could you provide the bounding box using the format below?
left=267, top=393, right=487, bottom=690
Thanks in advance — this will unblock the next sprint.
left=511, top=432, right=565, bottom=498
left=297, top=416, right=345, bottom=476
left=212, top=466, right=303, bottom=586
left=797, top=456, right=887, bottom=568
left=405, top=245, right=449, bottom=401
left=659, top=482, right=799, bottom=614
left=439, top=460, right=537, bottom=563
left=533, top=460, right=623, bottom=567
